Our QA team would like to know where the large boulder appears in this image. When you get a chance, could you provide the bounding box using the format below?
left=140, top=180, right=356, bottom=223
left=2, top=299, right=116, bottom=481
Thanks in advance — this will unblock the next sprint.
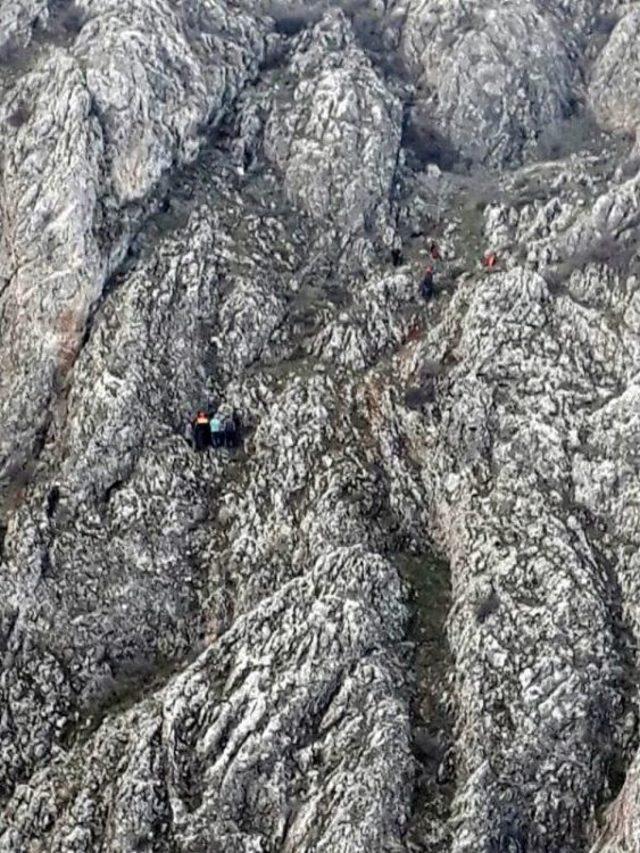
left=264, top=10, right=402, bottom=244
left=590, top=8, right=640, bottom=141
left=398, top=0, right=578, bottom=166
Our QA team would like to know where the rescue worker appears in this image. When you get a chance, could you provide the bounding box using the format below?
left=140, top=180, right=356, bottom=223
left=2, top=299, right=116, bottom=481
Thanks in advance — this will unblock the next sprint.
left=210, top=413, right=224, bottom=448
left=224, top=414, right=238, bottom=449
left=421, top=265, right=434, bottom=301
left=193, top=410, right=211, bottom=451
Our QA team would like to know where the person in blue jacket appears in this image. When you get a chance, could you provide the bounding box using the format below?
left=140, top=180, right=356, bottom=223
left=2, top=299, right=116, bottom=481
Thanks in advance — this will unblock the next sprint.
left=210, top=413, right=224, bottom=448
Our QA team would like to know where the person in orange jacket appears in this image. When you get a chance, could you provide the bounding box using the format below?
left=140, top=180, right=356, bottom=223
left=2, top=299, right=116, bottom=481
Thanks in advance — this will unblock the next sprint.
left=192, top=410, right=211, bottom=451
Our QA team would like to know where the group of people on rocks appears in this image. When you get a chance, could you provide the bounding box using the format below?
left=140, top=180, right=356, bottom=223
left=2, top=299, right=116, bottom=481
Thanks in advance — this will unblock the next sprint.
left=189, top=244, right=499, bottom=453
left=419, top=243, right=499, bottom=302
left=191, top=409, right=239, bottom=452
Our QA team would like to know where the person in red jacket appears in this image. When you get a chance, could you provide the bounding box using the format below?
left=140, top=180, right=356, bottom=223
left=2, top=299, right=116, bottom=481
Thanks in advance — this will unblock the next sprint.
left=482, top=251, right=498, bottom=269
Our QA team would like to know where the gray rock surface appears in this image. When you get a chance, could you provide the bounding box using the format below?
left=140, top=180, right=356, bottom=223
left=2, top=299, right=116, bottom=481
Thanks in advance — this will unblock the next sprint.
left=0, top=0, right=267, bottom=494
left=590, top=7, right=640, bottom=141
left=396, top=0, right=580, bottom=166
left=264, top=11, right=402, bottom=255
left=3, top=1, right=640, bottom=851
left=0, top=0, right=47, bottom=55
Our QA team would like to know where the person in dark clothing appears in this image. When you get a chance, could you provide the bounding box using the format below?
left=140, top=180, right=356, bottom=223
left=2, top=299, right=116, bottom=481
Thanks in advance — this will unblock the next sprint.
left=489, top=808, right=526, bottom=853
left=224, top=414, right=238, bottom=449
left=193, top=411, right=211, bottom=451
left=430, top=242, right=442, bottom=261
left=420, top=266, right=434, bottom=300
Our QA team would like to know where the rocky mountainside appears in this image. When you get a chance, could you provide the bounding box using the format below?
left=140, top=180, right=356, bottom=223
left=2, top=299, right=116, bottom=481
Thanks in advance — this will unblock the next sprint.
left=2, top=0, right=640, bottom=850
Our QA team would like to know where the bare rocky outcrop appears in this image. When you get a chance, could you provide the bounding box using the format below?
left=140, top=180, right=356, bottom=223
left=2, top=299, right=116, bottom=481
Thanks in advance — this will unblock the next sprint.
left=0, top=0, right=267, bottom=495
left=1, top=547, right=412, bottom=853
left=264, top=10, right=403, bottom=265
left=396, top=0, right=580, bottom=166
left=4, top=1, right=640, bottom=852
left=590, top=7, right=640, bottom=142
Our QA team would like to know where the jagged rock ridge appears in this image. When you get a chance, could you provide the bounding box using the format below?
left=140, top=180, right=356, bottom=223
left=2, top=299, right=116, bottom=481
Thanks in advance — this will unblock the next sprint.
left=2, top=1, right=640, bottom=852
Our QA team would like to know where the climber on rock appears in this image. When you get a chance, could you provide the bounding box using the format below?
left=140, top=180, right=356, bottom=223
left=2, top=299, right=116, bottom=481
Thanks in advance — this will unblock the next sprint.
left=420, top=265, right=434, bottom=301
left=224, top=414, right=238, bottom=449
left=193, top=410, right=211, bottom=451
left=210, top=412, right=224, bottom=449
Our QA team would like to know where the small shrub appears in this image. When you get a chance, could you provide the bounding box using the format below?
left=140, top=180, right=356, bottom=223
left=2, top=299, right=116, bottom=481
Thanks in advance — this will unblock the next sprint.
left=59, top=6, right=86, bottom=34
left=43, top=0, right=87, bottom=39
left=405, top=384, right=433, bottom=410
left=0, top=39, right=32, bottom=69
left=6, top=101, right=31, bottom=129
left=403, top=103, right=458, bottom=171
left=536, top=112, right=601, bottom=161
left=265, top=0, right=327, bottom=35
left=593, top=14, right=618, bottom=36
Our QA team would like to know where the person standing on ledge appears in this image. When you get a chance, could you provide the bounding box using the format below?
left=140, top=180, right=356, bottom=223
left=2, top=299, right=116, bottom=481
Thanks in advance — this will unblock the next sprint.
left=192, top=411, right=211, bottom=451
left=420, top=265, right=435, bottom=301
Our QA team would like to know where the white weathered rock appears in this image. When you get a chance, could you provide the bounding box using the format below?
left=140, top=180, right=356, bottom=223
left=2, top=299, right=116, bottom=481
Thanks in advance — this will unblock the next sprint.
left=3, top=1, right=640, bottom=851
left=264, top=10, right=402, bottom=245
left=590, top=8, right=640, bottom=141
left=397, top=0, right=579, bottom=165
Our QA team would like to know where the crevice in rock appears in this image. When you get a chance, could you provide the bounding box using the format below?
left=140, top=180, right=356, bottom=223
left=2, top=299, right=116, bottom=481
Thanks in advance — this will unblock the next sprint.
left=397, top=549, right=455, bottom=851
left=61, top=653, right=197, bottom=753
left=578, top=510, right=640, bottom=835
left=102, top=479, right=124, bottom=505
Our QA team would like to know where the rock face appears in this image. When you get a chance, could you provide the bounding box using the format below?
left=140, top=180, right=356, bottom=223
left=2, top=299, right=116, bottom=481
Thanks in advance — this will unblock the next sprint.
left=590, top=7, right=640, bottom=142
left=264, top=11, right=402, bottom=253
left=0, top=0, right=266, bottom=495
left=397, top=0, right=579, bottom=166
left=3, top=1, right=640, bottom=851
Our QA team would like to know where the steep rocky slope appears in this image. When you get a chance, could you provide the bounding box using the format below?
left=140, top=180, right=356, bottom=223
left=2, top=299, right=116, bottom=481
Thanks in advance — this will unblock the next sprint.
left=2, top=1, right=640, bottom=851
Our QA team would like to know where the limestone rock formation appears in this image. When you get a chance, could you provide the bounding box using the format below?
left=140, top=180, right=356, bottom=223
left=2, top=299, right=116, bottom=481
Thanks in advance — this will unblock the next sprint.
left=397, top=0, right=579, bottom=166
left=264, top=11, right=402, bottom=251
left=3, top=1, right=640, bottom=852
left=0, top=0, right=267, bottom=497
left=590, top=7, right=640, bottom=141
